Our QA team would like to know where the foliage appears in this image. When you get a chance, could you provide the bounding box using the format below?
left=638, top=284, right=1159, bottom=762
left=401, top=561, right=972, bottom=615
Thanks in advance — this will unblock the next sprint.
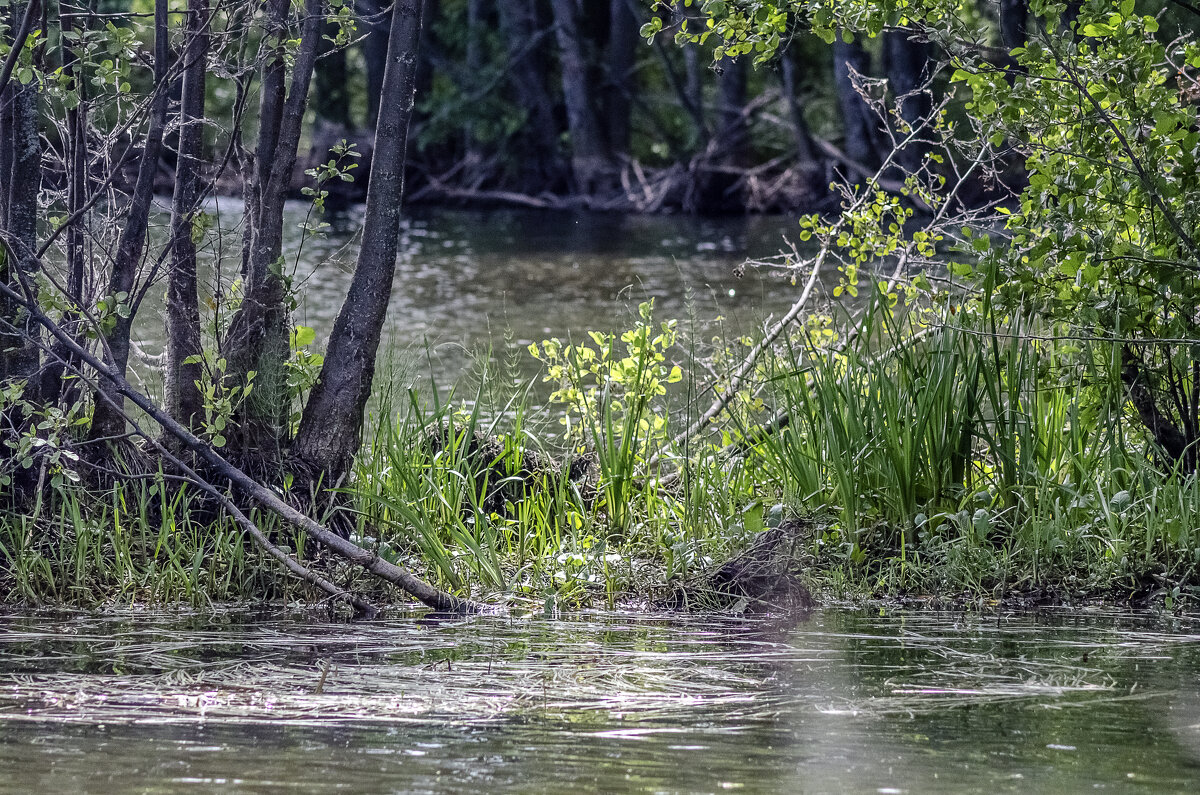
left=529, top=300, right=683, bottom=533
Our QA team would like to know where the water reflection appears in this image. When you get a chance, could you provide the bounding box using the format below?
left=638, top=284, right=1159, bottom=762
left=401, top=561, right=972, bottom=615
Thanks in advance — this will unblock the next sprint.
left=0, top=610, right=1198, bottom=792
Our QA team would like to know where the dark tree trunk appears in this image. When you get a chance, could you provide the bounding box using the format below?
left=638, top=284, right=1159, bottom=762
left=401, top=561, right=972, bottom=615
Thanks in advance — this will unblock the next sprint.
left=603, top=0, right=637, bottom=156
left=90, top=0, right=170, bottom=442
left=832, top=33, right=884, bottom=169
left=550, top=0, right=614, bottom=191
left=464, top=0, right=484, bottom=157
left=165, top=0, right=208, bottom=429
left=882, top=28, right=932, bottom=176
left=362, top=0, right=390, bottom=125
left=290, top=0, right=426, bottom=485
left=999, top=0, right=1028, bottom=50
left=498, top=0, right=563, bottom=190
left=41, top=1, right=90, bottom=406
left=696, top=56, right=749, bottom=214
left=718, top=57, right=749, bottom=165
left=1, top=1, right=43, bottom=392
left=314, top=25, right=352, bottom=128
left=779, top=49, right=818, bottom=165
left=224, top=0, right=324, bottom=463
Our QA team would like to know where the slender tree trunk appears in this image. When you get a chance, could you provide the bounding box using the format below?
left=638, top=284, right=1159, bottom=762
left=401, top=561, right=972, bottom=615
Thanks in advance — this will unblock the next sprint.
left=464, top=0, right=484, bottom=158
left=1000, top=0, right=1028, bottom=49
left=1, top=0, right=43, bottom=392
left=290, top=0, right=425, bottom=485
left=717, top=57, right=749, bottom=165
left=224, top=0, right=324, bottom=464
left=90, top=0, right=170, bottom=442
left=165, top=0, right=209, bottom=429
left=550, top=0, right=614, bottom=191
left=682, top=31, right=704, bottom=137
left=779, top=48, right=818, bottom=165
left=696, top=56, right=748, bottom=213
left=497, top=0, right=562, bottom=191
left=361, top=0, right=390, bottom=125
left=314, top=21, right=351, bottom=128
left=604, top=0, right=637, bottom=156
left=832, top=33, right=884, bottom=169
left=0, top=0, right=43, bottom=505
left=41, top=1, right=90, bottom=406
left=882, top=29, right=932, bottom=176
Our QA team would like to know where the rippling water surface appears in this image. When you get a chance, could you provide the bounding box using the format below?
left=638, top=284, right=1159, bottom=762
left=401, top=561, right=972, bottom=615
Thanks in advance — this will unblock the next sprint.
left=1, top=609, right=1198, bottom=793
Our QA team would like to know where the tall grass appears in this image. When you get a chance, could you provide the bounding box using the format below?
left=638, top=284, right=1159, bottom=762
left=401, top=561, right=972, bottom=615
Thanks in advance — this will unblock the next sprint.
left=6, top=290, right=1200, bottom=608
left=750, top=292, right=1200, bottom=599
left=0, top=479, right=297, bottom=606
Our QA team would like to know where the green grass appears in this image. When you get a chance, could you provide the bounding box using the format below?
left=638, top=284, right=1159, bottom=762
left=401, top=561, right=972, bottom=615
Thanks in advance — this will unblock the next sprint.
left=5, top=292, right=1200, bottom=610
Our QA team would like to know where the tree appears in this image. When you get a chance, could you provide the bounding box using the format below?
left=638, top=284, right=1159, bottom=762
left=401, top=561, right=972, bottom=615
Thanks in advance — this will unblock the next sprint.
left=291, top=0, right=428, bottom=486
left=550, top=0, right=615, bottom=191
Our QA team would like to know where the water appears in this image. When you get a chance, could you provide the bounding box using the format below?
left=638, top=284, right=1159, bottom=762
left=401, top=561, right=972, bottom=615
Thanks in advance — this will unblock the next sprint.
left=1, top=608, right=1198, bottom=792
left=148, top=201, right=821, bottom=391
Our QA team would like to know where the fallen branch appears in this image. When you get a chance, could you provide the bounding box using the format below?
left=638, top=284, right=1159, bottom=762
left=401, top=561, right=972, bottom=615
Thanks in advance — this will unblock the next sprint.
left=0, top=276, right=484, bottom=615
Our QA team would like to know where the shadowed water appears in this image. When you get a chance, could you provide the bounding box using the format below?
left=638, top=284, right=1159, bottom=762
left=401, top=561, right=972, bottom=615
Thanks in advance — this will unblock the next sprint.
left=1, top=609, right=1198, bottom=792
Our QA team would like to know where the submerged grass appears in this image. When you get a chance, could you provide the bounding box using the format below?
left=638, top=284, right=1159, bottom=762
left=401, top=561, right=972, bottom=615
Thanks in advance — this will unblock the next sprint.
left=4, top=289, right=1200, bottom=610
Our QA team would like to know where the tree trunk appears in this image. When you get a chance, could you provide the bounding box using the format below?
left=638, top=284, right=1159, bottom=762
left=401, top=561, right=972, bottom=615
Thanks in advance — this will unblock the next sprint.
left=90, top=0, right=170, bottom=442
left=165, top=0, right=209, bottom=429
left=779, top=48, right=818, bottom=165
left=603, top=0, right=637, bottom=156
left=882, top=28, right=932, bottom=176
left=832, top=33, right=884, bottom=169
left=464, top=0, right=484, bottom=157
left=314, top=21, right=352, bottom=128
left=1, top=0, right=42, bottom=393
left=498, top=0, right=563, bottom=191
left=290, top=0, right=425, bottom=485
left=361, top=0, right=390, bottom=125
left=1000, top=0, right=1028, bottom=50
left=718, top=57, right=749, bottom=165
left=696, top=56, right=748, bottom=214
left=224, top=0, right=323, bottom=464
left=41, top=1, right=90, bottom=406
left=550, top=0, right=614, bottom=191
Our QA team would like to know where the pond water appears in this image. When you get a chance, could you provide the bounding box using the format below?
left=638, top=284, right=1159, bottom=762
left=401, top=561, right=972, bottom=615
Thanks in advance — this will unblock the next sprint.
left=145, top=201, right=821, bottom=392
left=1, top=608, right=1198, bottom=793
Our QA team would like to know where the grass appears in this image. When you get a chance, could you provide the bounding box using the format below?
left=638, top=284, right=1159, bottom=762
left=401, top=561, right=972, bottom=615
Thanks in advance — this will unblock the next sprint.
left=4, top=291, right=1200, bottom=610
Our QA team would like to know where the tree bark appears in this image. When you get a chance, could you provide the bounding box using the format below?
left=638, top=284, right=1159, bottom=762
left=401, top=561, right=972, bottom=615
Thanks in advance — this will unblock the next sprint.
left=224, top=0, right=323, bottom=463
left=832, top=33, right=884, bottom=169
left=1000, top=0, right=1028, bottom=50
left=882, top=28, right=932, bottom=176
left=1, top=0, right=42, bottom=392
left=41, top=1, right=90, bottom=406
left=165, top=0, right=209, bottom=429
left=497, top=0, right=563, bottom=191
left=696, top=56, right=748, bottom=214
left=361, top=0, right=390, bottom=125
left=90, top=0, right=171, bottom=441
left=550, top=0, right=614, bottom=191
left=290, top=0, right=425, bottom=484
left=779, top=47, right=818, bottom=164
left=603, top=0, right=638, bottom=156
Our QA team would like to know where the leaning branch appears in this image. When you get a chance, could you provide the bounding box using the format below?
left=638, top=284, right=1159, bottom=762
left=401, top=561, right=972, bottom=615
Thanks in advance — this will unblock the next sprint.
left=0, top=277, right=483, bottom=615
